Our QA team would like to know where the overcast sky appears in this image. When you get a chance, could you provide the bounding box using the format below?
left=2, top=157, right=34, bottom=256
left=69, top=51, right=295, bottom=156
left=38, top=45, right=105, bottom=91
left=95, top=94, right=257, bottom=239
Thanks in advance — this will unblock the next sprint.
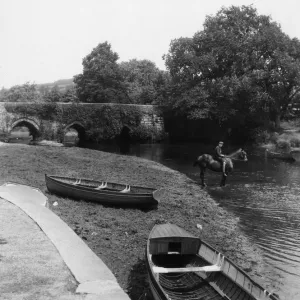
left=0, top=0, right=299, bottom=88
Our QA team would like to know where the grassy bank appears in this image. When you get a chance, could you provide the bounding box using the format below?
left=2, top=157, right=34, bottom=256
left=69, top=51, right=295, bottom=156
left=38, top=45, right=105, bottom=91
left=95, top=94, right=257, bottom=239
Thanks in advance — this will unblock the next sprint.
left=257, top=119, right=300, bottom=152
left=0, top=143, right=266, bottom=299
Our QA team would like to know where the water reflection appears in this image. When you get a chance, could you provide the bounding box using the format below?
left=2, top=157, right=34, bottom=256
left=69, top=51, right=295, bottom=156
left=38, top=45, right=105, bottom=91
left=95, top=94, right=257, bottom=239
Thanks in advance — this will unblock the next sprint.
left=83, top=142, right=300, bottom=300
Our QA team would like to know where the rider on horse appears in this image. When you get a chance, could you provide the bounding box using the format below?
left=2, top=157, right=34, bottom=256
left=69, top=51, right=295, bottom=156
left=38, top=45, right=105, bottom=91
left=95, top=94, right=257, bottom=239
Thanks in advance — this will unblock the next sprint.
left=214, top=141, right=227, bottom=176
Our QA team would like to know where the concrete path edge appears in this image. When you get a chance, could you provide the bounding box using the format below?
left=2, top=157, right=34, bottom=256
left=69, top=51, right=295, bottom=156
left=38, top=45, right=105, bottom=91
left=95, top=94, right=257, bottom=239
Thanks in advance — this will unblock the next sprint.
left=0, top=183, right=130, bottom=300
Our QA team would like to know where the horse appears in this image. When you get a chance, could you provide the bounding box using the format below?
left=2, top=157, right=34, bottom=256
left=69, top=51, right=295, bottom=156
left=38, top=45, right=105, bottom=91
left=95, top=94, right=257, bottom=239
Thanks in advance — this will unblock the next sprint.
left=193, top=148, right=248, bottom=187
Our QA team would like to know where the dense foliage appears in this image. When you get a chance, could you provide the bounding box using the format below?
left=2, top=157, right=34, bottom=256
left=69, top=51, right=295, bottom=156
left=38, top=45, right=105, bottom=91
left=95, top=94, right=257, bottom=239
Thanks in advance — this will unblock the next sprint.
left=120, top=59, right=170, bottom=104
left=56, top=104, right=143, bottom=141
left=73, top=42, right=169, bottom=105
left=42, top=86, right=78, bottom=103
left=73, top=42, right=129, bottom=103
left=164, top=5, right=300, bottom=129
left=0, top=83, right=42, bottom=102
left=0, top=82, right=78, bottom=103
left=4, top=102, right=57, bottom=120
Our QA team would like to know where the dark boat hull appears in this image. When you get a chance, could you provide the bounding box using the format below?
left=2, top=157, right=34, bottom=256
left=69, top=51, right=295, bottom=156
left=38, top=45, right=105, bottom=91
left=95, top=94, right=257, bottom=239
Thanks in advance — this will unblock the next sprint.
left=45, top=175, right=162, bottom=207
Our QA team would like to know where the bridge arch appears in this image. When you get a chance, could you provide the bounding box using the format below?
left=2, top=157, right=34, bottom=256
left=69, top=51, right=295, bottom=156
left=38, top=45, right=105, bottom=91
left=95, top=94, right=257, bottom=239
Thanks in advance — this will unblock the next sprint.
left=10, top=118, right=40, bottom=139
left=64, top=122, right=86, bottom=145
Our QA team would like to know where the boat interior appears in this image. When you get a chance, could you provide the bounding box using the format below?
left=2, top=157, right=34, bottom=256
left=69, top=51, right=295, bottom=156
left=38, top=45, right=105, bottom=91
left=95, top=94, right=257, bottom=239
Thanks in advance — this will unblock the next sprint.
left=151, top=253, right=255, bottom=300
left=148, top=224, right=262, bottom=300
left=48, top=175, right=156, bottom=194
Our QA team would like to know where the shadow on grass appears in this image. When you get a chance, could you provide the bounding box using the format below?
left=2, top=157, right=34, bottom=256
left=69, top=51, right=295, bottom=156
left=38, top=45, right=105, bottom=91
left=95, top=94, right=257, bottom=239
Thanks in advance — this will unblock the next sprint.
left=0, top=238, right=7, bottom=245
left=0, top=238, right=7, bottom=261
left=127, top=258, right=153, bottom=300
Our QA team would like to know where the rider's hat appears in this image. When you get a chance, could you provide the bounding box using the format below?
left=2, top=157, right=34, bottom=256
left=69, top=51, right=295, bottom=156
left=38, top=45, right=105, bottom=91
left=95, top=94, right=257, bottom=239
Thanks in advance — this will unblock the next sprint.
left=219, top=141, right=224, bottom=144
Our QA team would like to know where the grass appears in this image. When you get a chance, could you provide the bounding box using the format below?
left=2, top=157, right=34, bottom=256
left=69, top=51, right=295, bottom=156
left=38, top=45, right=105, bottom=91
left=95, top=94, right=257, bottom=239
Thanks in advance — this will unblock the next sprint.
left=0, top=143, right=266, bottom=300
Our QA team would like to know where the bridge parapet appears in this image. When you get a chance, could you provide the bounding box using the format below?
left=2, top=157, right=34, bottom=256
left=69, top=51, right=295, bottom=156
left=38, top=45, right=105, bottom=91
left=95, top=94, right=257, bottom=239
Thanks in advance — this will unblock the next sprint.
left=0, top=102, right=165, bottom=142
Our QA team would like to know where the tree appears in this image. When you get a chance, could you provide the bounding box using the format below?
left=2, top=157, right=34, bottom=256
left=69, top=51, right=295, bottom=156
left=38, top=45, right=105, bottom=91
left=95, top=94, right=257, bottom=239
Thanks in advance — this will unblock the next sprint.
left=74, top=42, right=129, bottom=103
left=164, top=5, right=300, bottom=129
left=0, top=82, right=42, bottom=102
left=120, top=59, right=170, bottom=104
left=43, top=86, right=62, bottom=103
left=61, top=86, right=79, bottom=103
left=43, top=86, right=78, bottom=103
left=0, top=87, right=7, bottom=102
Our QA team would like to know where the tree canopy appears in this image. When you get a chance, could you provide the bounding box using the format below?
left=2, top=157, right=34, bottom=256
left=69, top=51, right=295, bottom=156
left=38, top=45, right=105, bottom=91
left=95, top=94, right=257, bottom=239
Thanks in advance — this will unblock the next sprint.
left=120, top=59, right=170, bottom=104
left=164, top=5, right=300, bottom=128
left=0, top=82, right=41, bottom=102
left=42, top=86, right=78, bottom=103
left=74, top=42, right=129, bottom=103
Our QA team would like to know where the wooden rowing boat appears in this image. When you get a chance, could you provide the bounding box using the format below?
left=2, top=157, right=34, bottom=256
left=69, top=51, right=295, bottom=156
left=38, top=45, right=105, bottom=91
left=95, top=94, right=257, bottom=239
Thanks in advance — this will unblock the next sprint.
left=146, top=223, right=279, bottom=300
left=45, top=174, right=163, bottom=207
left=265, top=149, right=295, bottom=161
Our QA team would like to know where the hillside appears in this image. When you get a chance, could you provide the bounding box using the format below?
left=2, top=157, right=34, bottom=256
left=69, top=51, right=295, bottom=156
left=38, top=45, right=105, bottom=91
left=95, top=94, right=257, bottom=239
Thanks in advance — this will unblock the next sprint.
left=37, top=78, right=74, bottom=92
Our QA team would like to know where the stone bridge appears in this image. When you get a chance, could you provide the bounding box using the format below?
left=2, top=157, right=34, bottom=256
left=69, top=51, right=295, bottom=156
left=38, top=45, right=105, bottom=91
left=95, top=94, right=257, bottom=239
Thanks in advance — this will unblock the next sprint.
left=0, top=102, right=165, bottom=143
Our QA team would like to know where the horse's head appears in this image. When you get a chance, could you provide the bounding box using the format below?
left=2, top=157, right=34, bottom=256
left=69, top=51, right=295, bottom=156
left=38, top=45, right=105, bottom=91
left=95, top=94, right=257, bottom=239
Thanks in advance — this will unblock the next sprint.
left=238, top=148, right=248, bottom=161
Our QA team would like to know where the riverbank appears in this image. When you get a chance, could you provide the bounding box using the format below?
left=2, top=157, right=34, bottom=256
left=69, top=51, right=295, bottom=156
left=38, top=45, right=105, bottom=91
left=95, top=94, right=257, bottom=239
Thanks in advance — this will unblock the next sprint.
left=0, top=143, right=267, bottom=299
left=257, top=119, right=300, bottom=152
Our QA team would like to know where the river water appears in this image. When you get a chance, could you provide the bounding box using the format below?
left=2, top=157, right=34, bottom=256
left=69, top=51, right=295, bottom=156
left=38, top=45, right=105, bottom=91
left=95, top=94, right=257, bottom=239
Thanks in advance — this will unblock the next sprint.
left=84, top=142, right=300, bottom=300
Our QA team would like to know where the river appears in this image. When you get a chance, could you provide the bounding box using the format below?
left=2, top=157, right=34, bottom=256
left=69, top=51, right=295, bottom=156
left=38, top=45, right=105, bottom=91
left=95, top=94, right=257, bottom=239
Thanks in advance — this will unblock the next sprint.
left=83, top=142, right=300, bottom=300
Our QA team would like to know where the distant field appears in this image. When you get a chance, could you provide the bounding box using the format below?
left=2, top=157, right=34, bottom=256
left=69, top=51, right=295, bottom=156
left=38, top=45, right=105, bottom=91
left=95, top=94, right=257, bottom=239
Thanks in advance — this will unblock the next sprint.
left=37, top=78, right=74, bottom=92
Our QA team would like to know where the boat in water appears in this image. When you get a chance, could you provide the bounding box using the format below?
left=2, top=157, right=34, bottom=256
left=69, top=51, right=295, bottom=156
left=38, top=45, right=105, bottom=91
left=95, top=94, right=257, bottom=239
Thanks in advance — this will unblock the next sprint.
left=45, top=174, right=163, bottom=207
left=265, top=149, right=295, bottom=161
left=146, top=223, right=279, bottom=300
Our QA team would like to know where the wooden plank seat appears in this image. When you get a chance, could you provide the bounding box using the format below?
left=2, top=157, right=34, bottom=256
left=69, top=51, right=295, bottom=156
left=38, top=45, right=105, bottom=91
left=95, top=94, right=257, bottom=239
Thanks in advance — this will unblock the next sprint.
left=120, top=185, right=131, bottom=193
left=153, top=265, right=222, bottom=274
left=73, top=179, right=81, bottom=185
left=94, top=182, right=107, bottom=190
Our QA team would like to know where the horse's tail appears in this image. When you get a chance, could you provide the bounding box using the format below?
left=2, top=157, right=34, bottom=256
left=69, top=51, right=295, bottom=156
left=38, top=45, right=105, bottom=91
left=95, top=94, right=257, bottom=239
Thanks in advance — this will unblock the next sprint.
left=193, top=160, right=199, bottom=167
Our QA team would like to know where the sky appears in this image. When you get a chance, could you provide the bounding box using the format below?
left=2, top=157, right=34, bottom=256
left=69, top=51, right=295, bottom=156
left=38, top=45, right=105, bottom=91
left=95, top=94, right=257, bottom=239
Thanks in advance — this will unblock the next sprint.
left=0, top=0, right=300, bottom=89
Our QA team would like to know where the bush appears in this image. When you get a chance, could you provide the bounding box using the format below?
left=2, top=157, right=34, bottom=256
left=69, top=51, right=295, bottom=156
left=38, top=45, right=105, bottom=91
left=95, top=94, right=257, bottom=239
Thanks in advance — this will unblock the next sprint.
left=276, top=139, right=291, bottom=152
left=130, top=124, right=167, bottom=142
left=57, top=104, right=143, bottom=141
left=289, top=133, right=300, bottom=147
left=251, top=128, right=271, bottom=144
left=39, top=123, right=55, bottom=140
left=274, top=132, right=300, bottom=151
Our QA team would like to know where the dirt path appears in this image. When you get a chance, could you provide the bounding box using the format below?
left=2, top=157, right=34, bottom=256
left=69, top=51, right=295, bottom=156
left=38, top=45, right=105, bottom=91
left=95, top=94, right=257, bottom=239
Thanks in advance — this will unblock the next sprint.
left=0, top=199, right=84, bottom=300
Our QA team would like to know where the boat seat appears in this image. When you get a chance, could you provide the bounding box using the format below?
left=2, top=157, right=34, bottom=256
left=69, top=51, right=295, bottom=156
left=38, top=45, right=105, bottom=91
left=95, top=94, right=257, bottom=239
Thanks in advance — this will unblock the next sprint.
left=95, top=182, right=107, bottom=190
left=120, top=185, right=131, bottom=193
left=153, top=253, right=224, bottom=274
left=153, top=265, right=222, bottom=274
left=73, top=179, right=81, bottom=185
